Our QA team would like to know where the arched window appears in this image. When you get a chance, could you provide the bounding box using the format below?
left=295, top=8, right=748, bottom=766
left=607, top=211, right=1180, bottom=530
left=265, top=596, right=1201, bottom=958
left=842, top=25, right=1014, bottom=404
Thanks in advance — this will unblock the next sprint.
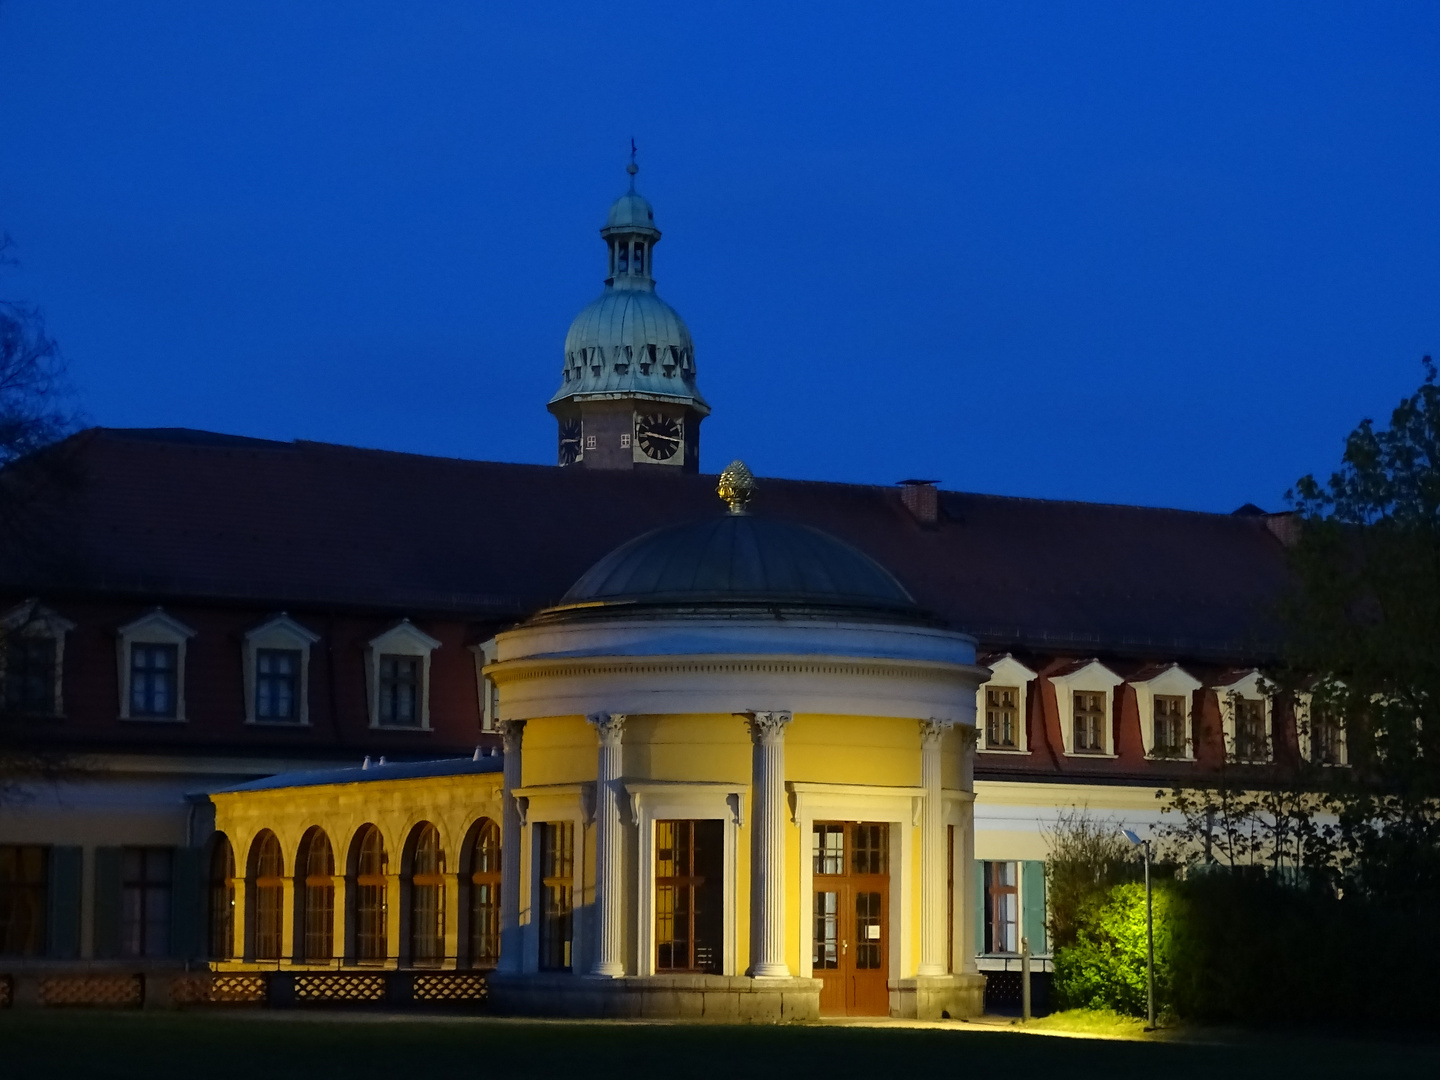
left=466, top=819, right=501, bottom=967
left=351, top=825, right=388, bottom=963
left=408, top=823, right=445, bottom=965
left=208, top=834, right=235, bottom=960
left=298, top=828, right=334, bottom=962
left=249, top=831, right=284, bottom=961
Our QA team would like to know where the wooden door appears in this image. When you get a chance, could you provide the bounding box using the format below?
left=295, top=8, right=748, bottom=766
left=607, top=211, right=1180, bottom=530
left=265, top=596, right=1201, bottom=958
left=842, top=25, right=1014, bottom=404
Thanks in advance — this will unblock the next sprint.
left=811, top=822, right=889, bottom=1016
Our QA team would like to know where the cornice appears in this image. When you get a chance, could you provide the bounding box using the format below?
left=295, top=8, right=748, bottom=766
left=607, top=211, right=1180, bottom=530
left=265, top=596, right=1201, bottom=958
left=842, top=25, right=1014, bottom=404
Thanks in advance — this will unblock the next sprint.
left=486, top=652, right=989, bottom=687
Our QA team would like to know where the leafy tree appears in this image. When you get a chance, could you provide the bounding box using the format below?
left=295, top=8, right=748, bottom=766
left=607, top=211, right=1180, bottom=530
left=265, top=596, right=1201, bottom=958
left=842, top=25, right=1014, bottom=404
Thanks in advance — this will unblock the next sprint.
left=0, top=233, right=78, bottom=801
left=1280, top=357, right=1440, bottom=901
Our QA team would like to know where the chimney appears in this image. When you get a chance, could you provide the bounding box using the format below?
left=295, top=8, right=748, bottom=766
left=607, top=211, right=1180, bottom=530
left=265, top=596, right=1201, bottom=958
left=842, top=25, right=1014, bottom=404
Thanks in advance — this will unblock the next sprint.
left=898, top=479, right=940, bottom=525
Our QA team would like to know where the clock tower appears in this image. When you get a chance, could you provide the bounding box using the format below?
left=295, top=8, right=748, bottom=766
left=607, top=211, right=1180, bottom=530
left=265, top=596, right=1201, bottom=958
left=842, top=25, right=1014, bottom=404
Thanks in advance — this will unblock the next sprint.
left=549, top=160, right=709, bottom=473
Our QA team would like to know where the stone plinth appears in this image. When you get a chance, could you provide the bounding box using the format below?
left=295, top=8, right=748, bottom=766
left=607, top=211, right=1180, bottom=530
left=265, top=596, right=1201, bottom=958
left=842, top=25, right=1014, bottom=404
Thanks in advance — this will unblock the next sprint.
left=889, top=973, right=987, bottom=1020
left=486, top=973, right=822, bottom=1022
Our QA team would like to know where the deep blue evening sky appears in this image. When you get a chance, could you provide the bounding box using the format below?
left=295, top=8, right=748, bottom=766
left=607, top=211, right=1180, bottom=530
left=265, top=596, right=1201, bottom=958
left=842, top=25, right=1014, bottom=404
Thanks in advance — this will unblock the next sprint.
left=2, top=2, right=1437, bottom=512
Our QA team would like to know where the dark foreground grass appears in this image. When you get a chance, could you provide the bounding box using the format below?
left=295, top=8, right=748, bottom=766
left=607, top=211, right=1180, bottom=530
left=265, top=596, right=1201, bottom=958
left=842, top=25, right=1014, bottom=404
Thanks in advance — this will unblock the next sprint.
left=0, top=1010, right=1436, bottom=1080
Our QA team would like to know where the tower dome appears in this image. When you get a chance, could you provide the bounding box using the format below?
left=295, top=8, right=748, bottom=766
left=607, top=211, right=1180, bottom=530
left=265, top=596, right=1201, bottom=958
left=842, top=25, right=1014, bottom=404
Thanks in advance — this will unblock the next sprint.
left=548, top=158, right=709, bottom=473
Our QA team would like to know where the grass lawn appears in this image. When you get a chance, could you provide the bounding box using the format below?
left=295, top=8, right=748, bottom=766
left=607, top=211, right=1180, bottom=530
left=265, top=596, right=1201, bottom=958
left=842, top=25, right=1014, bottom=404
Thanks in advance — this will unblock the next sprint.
left=0, top=1009, right=1435, bottom=1080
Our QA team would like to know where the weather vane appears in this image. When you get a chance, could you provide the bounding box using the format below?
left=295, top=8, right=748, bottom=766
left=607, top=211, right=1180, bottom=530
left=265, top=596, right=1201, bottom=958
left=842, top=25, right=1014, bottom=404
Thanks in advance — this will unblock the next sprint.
left=627, top=137, right=638, bottom=181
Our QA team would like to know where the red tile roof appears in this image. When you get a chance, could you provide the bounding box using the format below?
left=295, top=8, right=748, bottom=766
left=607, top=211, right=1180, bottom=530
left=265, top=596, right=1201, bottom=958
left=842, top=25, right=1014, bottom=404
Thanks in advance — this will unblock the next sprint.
left=2, top=428, right=1291, bottom=664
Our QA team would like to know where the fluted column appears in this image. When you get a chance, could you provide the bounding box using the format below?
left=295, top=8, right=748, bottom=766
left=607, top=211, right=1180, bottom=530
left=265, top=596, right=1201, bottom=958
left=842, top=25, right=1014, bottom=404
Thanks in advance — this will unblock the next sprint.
left=918, top=717, right=953, bottom=976
left=496, top=719, right=525, bottom=974
left=746, top=710, right=792, bottom=978
left=587, top=711, right=627, bottom=977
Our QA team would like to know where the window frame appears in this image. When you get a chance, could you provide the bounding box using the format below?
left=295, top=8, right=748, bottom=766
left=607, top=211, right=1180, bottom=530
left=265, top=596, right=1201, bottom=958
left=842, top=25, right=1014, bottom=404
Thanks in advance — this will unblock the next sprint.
left=1130, top=664, right=1202, bottom=760
left=350, top=824, right=389, bottom=964
left=976, top=655, right=1037, bottom=753
left=0, top=602, right=73, bottom=719
left=243, top=614, right=320, bottom=726
left=537, top=820, right=574, bottom=973
left=982, top=860, right=1019, bottom=955
left=248, top=831, right=285, bottom=962
left=297, top=828, right=336, bottom=963
left=0, top=843, right=49, bottom=957
left=208, top=834, right=236, bottom=961
left=1050, top=660, right=1124, bottom=757
left=472, top=637, right=499, bottom=733
left=406, top=822, right=446, bottom=966
left=120, top=845, right=174, bottom=958
left=116, top=609, right=196, bottom=722
left=1215, top=671, right=1274, bottom=763
left=1296, top=691, right=1349, bottom=767
left=365, top=621, right=441, bottom=731
left=464, top=818, right=502, bottom=969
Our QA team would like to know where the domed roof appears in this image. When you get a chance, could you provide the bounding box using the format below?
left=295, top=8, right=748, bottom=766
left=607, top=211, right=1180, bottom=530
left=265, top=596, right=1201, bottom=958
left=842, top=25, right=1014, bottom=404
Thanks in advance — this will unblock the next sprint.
left=553, top=288, right=703, bottom=405
left=558, top=513, right=918, bottom=613
left=605, top=190, right=657, bottom=233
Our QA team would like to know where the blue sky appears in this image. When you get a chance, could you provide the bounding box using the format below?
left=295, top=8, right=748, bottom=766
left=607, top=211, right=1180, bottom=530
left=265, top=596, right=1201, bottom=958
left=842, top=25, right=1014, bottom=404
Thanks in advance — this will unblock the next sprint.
left=1, top=2, right=1437, bottom=512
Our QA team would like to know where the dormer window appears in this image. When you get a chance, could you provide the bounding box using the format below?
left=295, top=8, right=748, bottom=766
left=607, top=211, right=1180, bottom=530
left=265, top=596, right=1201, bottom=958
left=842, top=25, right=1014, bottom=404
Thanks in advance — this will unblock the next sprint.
left=1130, top=664, right=1201, bottom=760
left=976, top=655, right=1037, bottom=753
left=244, top=614, right=319, bottom=725
left=366, top=620, right=441, bottom=730
left=117, top=610, right=197, bottom=722
left=1050, top=660, right=1124, bottom=757
left=1215, top=671, right=1272, bottom=763
left=1, top=601, right=73, bottom=718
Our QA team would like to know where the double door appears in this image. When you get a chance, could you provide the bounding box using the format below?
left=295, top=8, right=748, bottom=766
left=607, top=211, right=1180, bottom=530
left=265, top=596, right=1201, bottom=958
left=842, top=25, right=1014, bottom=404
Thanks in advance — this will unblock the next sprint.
left=812, top=821, right=889, bottom=1016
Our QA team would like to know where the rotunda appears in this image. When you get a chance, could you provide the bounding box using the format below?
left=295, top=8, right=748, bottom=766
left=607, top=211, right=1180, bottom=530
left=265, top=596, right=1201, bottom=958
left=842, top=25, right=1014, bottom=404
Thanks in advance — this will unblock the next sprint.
left=484, top=464, right=988, bottom=1020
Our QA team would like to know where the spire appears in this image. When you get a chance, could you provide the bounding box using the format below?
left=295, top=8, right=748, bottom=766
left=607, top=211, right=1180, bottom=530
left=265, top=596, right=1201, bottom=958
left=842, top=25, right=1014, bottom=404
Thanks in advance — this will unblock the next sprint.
left=628, top=138, right=639, bottom=190
left=602, top=150, right=659, bottom=290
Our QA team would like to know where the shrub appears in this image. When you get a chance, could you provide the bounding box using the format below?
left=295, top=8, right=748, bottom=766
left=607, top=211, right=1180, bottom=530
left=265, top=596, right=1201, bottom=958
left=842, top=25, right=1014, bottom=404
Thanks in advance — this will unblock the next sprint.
left=1053, top=881, right=1173, bottom=1017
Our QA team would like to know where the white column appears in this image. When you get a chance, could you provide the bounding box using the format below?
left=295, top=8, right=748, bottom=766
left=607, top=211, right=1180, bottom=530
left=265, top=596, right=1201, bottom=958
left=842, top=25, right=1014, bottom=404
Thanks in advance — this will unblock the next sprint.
left=918, top=717, right=953, bottom=977
left=747, top=710, right=792, bottom=978
left=587, top=711, right=626, bottom=977
left=496, top=719, right=525, bottom=974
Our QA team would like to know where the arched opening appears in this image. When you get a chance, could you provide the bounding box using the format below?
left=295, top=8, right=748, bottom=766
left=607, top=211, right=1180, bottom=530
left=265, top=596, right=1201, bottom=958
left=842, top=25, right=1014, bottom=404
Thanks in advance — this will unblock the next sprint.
left=407, top=822, right=445, bottom=966
left=462, top=818, right=501, bottom=968
left=349, top=824, right=388, bottom=963
left=208, top=834, right=236, bottom=960
left=633, top=242, right=645, bottom=274
left=297, top=828, right=335, bottom=962
left=247, top=831, right=284, bottom=961
left=616, top=241, right=629, bottom=274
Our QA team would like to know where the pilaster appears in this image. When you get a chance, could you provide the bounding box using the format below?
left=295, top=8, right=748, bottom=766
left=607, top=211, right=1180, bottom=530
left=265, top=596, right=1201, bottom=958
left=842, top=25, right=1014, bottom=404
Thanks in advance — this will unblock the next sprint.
left=918, top=718, right=953, bottom=976
left=497, top=719, right=526, bottom=974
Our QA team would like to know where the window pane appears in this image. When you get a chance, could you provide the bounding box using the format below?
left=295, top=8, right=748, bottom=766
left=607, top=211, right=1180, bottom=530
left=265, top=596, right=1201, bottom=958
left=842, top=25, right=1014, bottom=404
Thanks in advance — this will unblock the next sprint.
left=0, top=845, right=49, bottom=956
left=130, top=644, right=179, bottom=718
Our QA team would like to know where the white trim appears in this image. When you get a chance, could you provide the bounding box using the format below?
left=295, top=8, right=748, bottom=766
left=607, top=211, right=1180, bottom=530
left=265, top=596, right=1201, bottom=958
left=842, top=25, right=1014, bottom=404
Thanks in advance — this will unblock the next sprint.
left=976, top=655, right=1036, bottom=754
left=626, top=780, right=746, bottom=977
left=242, top=614, right=320, bottom=726
left=1295, top=691, right=1349, bottom=767
left=1049, top=660, right=1124, bottom=757
left=1214, top=670, right=1273, bottom=763
left=788, top=781, right=923, bottom=982
left=1, top=600, right=74, bottom=717
left=365, top=620, right=442, bottom=730
left=1130, top=664, right=1202, bottom=760
left=472, top=637, right=499, bottom=733
left=116, top=609, right=197, bottom=722
left=513, top=783, right=591, bottom=975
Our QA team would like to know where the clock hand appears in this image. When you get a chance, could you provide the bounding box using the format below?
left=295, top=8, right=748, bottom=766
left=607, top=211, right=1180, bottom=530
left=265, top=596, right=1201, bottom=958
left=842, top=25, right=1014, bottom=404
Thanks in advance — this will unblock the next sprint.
left=641, top=432, right=681, bottom=442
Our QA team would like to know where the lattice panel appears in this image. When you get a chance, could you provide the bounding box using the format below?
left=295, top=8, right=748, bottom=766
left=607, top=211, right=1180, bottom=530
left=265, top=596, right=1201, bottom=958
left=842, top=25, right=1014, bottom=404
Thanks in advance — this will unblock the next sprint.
left=294, top=974, right=387, bottom=1002
left=0, top=975, right=12, bottom=1009
left=39, top=975, right=144, bottom=1008
left=170, top=974, right=268, bottom=1005
left=412, top=973, right=488, bottom=1002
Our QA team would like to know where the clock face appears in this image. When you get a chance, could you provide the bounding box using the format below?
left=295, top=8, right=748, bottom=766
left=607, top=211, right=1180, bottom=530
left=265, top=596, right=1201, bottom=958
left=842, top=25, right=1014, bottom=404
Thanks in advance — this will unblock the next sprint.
left=557, top=418, right=582, bottom=465
left=635, top=413, right=682, bottom=462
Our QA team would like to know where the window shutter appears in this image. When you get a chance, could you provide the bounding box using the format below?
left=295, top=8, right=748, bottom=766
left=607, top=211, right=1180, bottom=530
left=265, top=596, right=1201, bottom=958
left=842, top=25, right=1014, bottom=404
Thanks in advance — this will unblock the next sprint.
left=46, top=846, right=83, bottom=959
left=93, top=846, right=123, bottom=959
left=171, top=846, right=203, bottom=960
left=1022, top=860, right=1047, bottom=954
left=973, top=860, right=985, bottom=955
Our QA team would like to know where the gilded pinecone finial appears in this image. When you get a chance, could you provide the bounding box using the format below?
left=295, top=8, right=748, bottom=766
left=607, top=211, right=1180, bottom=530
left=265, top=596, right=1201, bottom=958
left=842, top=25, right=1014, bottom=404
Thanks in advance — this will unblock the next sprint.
left=717, top=460, right=757, bottom=514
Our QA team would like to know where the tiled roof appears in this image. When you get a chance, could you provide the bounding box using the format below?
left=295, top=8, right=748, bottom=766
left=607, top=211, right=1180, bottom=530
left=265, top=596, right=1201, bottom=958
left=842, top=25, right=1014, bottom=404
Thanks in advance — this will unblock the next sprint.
left=209, top=753, right=502, bottom=794
left=1, top=427, right=1292, bottom=662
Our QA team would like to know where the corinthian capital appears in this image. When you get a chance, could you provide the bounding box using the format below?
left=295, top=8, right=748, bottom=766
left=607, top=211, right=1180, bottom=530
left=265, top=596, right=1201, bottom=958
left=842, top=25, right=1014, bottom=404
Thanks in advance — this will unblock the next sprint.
left=746, top=710, right=793, bottom=744
left=587, top=711, right=627, bottom=745
left=497, top=719, right=526, bottom=755
left=920, top=717, right=955, bottom=746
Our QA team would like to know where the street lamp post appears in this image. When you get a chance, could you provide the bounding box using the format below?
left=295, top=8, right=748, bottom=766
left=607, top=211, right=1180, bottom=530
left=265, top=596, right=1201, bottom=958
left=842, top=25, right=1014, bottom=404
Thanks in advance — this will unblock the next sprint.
left=1122, top=827, right=1156, bottom=1031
